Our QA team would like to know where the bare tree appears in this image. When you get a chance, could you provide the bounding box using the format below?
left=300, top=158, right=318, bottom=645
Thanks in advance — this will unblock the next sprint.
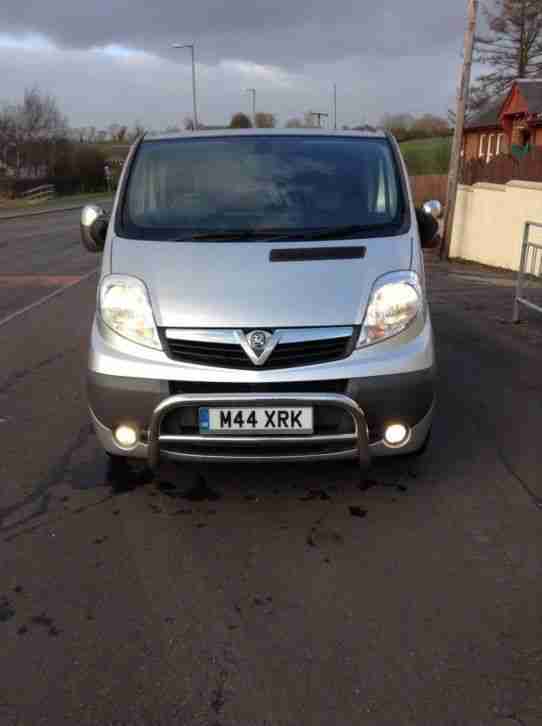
left=74, top=126, right=95, bottom=143
left=0, top=106, right=19, bottom=170
left=378, top=113, right=417, bottom=141
left=379, top=113, right=415, bottom=132
left=0, top=87, right=68, bottom=176
left=285, top=118, right=304, bottom=128
left=107, top=124, right=121, bottom=142
left=127, top=121, right=146, bottom=141
left=472, top=0, right=542, bottom=109
left=352, top=124, right=377, bottom=132
left=303, top=111, right=318, bottom=128
left=411, top=114, right=451, bottom=137
left=230, top=112, right=252, bottom=128
left=254, top=112, right=276, bottom=128
left=107, top=124, right=128, bottom=142
left=74, top=126, right=98, bottom=143
left=18, top=87, right=68, bottom=141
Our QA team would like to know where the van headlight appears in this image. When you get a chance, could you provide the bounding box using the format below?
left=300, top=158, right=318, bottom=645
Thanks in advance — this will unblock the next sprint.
left=98, top=274, right=162, bottom=350
left=357, top=271, right=423, bottom=348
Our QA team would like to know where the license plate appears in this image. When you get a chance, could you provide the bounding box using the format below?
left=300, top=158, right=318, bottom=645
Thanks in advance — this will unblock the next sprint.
left=199, top=407, right=313, bottom=435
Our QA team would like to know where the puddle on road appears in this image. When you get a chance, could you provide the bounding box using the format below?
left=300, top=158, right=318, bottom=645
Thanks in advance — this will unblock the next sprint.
left=2, top=416, right=424, bottom=547
left=157, top=474, right=222, bottom=502
left=299, top=488, right=332, bottom=502
left=349, top=506, right=368, bottom=518
left=0, top=601, right=16, bottom=623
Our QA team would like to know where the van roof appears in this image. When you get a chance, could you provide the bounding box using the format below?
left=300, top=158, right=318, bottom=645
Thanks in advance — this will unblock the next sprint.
left=143, top=128, right=388, bottom=142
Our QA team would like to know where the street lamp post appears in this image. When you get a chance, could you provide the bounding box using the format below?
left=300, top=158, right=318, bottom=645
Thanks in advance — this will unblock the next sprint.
left=172, top=43, right=198, bottom=130
left=245, top=88, right=256, bottom=126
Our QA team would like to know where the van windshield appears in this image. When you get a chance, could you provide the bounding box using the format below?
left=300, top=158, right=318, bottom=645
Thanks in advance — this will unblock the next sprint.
left=120, top=135, right=406, bottom=241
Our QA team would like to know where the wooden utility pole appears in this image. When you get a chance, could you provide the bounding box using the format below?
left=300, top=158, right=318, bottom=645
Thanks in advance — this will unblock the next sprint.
left=440, top=0, right=479, bottom=260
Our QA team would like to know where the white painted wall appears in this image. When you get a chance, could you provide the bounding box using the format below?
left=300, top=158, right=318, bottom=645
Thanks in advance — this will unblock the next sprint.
left=450, top=180, right=542, bottom=271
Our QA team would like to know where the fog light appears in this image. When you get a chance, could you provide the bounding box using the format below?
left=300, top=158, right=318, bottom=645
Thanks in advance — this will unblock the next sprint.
left=384, top=423, right=409, bottom=447
left=114, top=424, right=138, bottom=448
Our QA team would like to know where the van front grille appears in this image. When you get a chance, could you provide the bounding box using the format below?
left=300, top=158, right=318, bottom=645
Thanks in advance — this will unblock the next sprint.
left=163, top=331, right=354, bottom=370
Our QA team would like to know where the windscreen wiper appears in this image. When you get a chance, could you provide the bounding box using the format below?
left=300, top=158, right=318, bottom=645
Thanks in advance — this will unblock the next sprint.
left=279, top=224, right=380, bottom=241
left=173, top=229, right=287, bottom=241
left=220, top=224, right=383, bottom=241
left=170, top=224, right=386, bottom=242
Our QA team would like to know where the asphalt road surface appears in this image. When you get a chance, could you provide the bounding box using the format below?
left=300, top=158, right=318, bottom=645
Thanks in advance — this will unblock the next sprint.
left=1, top=210, right=542, bottom=726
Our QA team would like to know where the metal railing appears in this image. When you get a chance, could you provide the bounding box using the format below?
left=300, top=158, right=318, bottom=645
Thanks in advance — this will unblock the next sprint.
left=513, top=221, right=542, bottom=322
left=20, top=184, right=56, bottom=203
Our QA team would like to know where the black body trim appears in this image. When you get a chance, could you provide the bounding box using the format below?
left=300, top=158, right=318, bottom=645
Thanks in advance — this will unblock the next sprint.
left=269, top=246, right=366, bottom=262
left=87, top=371, right=169, bottom=429
left=113, top=135, right=145, bottom=239
left=346, top=367, right=436, bottom=441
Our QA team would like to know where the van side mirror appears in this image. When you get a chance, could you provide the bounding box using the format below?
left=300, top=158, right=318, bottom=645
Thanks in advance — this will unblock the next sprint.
left=422, top=200, right=443, bottom=219
left=80, top=204, right=109, bottom=253
left=415, top=207, right=440, bottom=249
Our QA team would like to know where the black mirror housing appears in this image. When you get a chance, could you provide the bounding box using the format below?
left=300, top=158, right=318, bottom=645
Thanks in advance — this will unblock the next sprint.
left=92, top=218, right=108, bottom=248
left=80, top=205, right=109, bottom=253
left=415, top=208, right=440, bottom=249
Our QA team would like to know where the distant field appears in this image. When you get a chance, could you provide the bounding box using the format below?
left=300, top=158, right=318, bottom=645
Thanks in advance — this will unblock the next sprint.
left=82, top=138, right=453, bottom=176
left=399, top=136, right=452, bottom=175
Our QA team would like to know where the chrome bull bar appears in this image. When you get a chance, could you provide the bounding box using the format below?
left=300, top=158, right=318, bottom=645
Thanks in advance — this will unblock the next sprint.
left=147, top=393, right=370, bottom=469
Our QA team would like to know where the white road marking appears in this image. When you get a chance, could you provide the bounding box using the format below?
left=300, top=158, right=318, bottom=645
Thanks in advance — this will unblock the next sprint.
left=0, top=267, right=99, bottom=329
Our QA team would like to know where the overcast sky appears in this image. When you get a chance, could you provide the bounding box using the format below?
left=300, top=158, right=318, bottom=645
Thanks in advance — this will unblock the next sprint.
left=1, top=0, right=488, bottom=131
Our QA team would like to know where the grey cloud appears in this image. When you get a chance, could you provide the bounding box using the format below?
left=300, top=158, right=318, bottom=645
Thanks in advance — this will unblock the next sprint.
left=0, top=43, right=460, bottom=129
left=1, top=0, right=474, bottom=127
left=3, top=0, right=468, bottom=68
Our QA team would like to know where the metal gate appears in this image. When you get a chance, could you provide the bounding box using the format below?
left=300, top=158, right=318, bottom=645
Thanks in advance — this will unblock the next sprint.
left=513, top=221, right=542, bottom=322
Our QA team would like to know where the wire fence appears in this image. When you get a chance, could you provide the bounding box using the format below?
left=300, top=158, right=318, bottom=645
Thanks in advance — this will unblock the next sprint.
left=20, top=184, right=56, bottom=203
left=513, top=221, right=542, bottom=323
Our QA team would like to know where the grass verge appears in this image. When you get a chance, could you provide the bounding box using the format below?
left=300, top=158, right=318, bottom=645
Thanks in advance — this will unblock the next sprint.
left=400, top=137, right=452, bottom=175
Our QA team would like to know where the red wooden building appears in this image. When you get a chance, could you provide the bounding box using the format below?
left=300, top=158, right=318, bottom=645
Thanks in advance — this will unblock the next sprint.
left=463, top=79, right=542, bottom=163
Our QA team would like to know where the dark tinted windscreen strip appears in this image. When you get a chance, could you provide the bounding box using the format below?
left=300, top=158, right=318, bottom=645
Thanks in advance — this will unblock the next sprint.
left=269, top=247, right=366, bottom=262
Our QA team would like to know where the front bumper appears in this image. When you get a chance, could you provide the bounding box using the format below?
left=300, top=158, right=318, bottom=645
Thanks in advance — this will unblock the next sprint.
left=90, top=393, right=369, bottom=466
left=88, top=373, right=435, bottom=467
left=87, top=315, right=436, bottom=466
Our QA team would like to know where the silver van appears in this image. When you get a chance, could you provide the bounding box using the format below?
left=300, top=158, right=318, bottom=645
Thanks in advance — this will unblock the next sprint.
left=81, top=129, right=439, bottom=475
